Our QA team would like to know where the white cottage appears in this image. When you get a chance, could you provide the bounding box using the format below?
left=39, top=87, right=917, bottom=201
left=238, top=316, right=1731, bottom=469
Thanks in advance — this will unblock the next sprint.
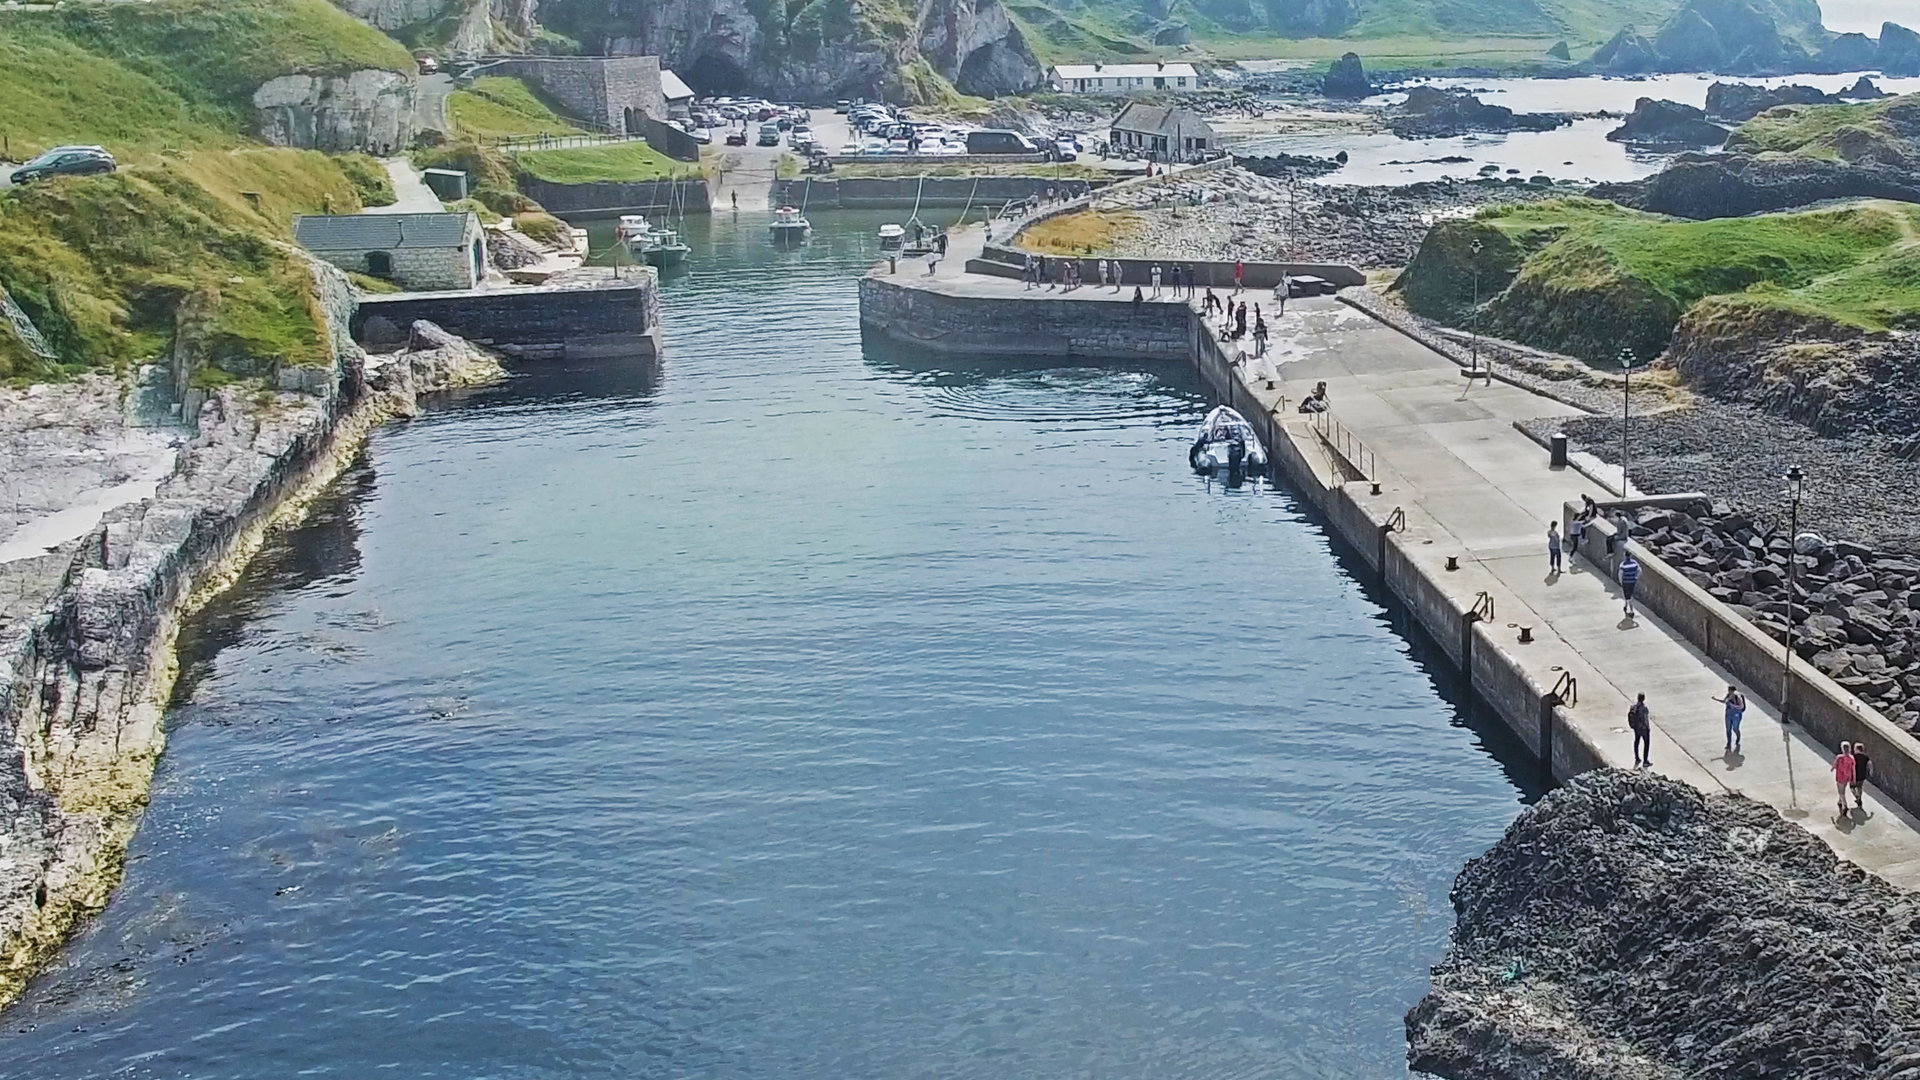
left=294, top=212, right=487, bottom=291
left=1047, top=61, right=1197, bottom=94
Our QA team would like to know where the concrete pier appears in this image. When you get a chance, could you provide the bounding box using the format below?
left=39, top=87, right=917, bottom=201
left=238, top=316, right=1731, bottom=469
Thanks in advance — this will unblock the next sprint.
left=858, top=234, right=1920, bottom=888
left=354, top=267, right=661, bottom=360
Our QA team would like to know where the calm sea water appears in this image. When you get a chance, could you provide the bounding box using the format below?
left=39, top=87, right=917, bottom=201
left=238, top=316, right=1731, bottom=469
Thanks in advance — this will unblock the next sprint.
left=1245, top=71, right=1920, bottom=187
left=0, top=211, right=1543, bottom=1078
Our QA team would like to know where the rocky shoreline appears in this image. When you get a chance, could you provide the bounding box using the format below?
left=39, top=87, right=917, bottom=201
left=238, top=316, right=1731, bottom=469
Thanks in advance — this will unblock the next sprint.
left=1409, top=770, right=1920, bottom=1080
left=0, top=260, right=501, bottom=1007
left=1087, top=165, right=1582, bottom=269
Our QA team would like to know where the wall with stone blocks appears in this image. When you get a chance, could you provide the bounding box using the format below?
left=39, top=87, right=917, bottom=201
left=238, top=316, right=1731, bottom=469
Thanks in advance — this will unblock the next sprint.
left=353, top=277, right=659, bottom=359
left=856, top=277, right=1192, bottom=362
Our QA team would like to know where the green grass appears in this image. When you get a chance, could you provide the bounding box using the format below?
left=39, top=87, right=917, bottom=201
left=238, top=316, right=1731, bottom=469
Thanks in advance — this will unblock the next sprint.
left=0, top=0, right=409, bottom=157
left=1397, top=197, right=1920, bottom=364
left=0, top=148, right=368, bottom=379
left=1727, top=94, right=1920, bottom=166
left=447, top=77, right=587, bottom=140
left=514, top=142, right=699, bottom=184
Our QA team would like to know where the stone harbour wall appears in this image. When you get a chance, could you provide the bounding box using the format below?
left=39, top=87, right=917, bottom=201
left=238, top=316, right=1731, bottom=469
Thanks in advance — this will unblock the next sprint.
left=856, top=276, right=1191, bottom=362
left=354, top=270, right=660, bottom=359
left=519, top=176, right=711, bottom=218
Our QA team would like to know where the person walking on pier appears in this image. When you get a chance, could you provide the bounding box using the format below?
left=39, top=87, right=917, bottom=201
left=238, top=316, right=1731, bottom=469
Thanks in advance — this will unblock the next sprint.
left=1619, top=552, right=1642, bottom=618
left=1713, top=685, right=1746, bottom=755
left=1039, top=255, right=1051, bottom=290
left=1852, top=742, right=1872, bottom=812
left=1835, top=742, right=1858, bottom=817
left=1098, top=259, right=1110, bottom=289
left=1150, top=263, right=1163, bottom=298
left=1203, top=287, right=1219, bottom=316
left=1548, top=520, right=1563, bottom=574
left=1252, top=307, right=1268, bottom=357
left=1023, top=254, right=1037, bottom=290
left=1234, top=302, right=1248, bottom=341
left=1629, top=693, right=1652, bottom=768
left=1233, top=259, right=1245, bottom=294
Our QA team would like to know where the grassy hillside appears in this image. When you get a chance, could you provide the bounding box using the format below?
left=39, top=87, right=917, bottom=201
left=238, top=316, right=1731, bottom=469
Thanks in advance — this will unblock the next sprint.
left=1397, top=197, right=1920, bottom=364
left=1009, top=0, right=1682, bottom=64
left=0, top=150, right=372, bottom=380
left=447, top=77, right=588, bottom=140
left=514, top=142, right=702, bottom=184
left=0, top=0, right=412, bottom=157
left=1726, top=94, right=1920, bottom=167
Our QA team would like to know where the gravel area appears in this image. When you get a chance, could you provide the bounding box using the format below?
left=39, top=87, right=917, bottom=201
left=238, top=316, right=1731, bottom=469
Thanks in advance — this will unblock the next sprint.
left=1085, top=165, right=1580, bottom=269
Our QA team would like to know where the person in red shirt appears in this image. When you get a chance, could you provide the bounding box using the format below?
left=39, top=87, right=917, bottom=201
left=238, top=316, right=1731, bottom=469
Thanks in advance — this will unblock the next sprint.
left=1834, top=741, right=1857, bottom=817
left=1233, top=259, right=1245, bottom=294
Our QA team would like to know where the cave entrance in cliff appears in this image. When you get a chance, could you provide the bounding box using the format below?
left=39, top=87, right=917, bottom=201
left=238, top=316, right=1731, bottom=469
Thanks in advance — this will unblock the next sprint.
left=684, top=53, right=749, bottom=96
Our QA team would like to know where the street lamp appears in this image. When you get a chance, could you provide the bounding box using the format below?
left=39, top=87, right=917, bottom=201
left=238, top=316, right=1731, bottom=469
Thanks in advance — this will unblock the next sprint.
left=1617, top=346, right=1636, bottom=497
left=1782, top=464, right=1804, bottom=809
left=1469, top=239, right=1483, bottom=378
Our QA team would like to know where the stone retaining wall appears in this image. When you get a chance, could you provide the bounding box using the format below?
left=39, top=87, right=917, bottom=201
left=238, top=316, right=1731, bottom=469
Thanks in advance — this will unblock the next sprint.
left=353, top=274, right=660, bottom=359
left=519, top=176, right=711, bottom=218
left=972, top=247, right=1366, bottom=290
left=772, top=176, right=1097, bottom=210
left=1571, top=513, right=1920, bottom=818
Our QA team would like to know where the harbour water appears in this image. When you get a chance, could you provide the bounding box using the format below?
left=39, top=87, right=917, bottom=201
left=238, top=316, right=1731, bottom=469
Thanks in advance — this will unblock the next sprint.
left=1, top=212, right=1543, bottom=1077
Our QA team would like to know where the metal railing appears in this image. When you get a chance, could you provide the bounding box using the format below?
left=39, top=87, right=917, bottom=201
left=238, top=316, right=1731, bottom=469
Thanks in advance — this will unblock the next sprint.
left=484, top=130, right=647, bottom=151
left=1552, top=670, right=1579, bottom=708
left=1386, top=507, right=1406, bottom=532
left=1311, top=409, right=1375, bottom=481
left=1470, top=591, right=1496, bottom=622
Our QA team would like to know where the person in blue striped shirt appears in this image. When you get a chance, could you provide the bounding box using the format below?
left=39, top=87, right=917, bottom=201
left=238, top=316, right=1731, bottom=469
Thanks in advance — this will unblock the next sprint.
left=1620, top=552, right=1641, bottom=618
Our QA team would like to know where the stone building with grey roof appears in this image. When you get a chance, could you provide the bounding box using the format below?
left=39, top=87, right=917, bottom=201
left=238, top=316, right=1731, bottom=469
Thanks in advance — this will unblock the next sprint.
left=1108, top=103, right=1216, bottom=164
left=293, top=212, right=487, bottom=292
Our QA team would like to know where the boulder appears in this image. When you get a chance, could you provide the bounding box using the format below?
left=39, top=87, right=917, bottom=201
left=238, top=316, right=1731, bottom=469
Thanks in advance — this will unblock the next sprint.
left=1607, top=97, right=1729, bottom=147
left=1387, top=86, right=1565, bottom=138
left=1408, top=771, right=1920, bottom=1080
left=1324, top=52, right=1370, bottom=98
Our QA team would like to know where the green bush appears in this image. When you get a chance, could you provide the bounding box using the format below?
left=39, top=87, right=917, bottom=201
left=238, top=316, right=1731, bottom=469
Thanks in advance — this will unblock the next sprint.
left=514, top=211, right=570, bottom=246
left=335, top=154, right=396, bottom=207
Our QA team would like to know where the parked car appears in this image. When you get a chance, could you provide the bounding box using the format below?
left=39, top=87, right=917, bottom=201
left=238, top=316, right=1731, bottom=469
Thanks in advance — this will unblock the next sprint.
left=414, top=53, right=439, bottom=74
left=964, top=130, right=1038, bottom=155
left=11, top=146, right=116, bottom=184
left=726, top=129, right=749, bottom=146
left=835, top=100, right=851, bottom=113
left=1053, top=139, right=1078, bottom=161
left=757, top=122, right=782, bottom=146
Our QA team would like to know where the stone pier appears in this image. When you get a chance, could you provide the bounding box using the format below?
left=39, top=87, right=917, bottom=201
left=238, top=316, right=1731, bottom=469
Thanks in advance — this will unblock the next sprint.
left=858, top=232, right=1920, bottom=888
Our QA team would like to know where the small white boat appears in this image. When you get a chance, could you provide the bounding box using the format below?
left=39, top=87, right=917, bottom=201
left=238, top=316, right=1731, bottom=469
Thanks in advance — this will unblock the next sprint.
left=877, top=223, right=905, bottom=248
left=1188, top=406, right=1269, bottom=475
left=615, top=215, right=652, bottom=249
left=643, top=226, right=690, bottom=267
left=769, top=205, right=811, bottom=242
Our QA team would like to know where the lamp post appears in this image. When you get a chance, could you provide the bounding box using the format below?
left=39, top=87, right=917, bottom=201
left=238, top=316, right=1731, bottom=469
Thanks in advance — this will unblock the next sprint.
left=1470, top=239, right=1482, bottom=378
left=1617, top=347, right=1636, bottom=497
left=1782, top=464, right=1804, bottom=810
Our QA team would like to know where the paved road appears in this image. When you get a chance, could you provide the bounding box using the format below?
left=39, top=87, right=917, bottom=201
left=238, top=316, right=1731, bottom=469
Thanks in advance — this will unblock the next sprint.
left=364, top=158, right=444, bottom=214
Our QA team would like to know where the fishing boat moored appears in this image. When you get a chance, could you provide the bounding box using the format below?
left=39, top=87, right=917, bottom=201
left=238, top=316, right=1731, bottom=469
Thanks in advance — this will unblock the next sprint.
left=877, top=223, right=905, bottom=248
left=1188, top=406, right=1269, bottom=477
left=615, top=215, right=652, bottom=250
left=770, top=205, right=812, bottom=243
left=643, top=225, right=691, bottom=267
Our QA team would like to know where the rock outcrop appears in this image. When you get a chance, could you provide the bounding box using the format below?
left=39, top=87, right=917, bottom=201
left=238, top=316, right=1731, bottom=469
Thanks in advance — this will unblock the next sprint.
left=1594, top=0, right=1838, bottom=76
left=1592, top=152, right=1920, bottom=219
left=1607, top=97, right=1729, bottom=146
left=252, top=70, right=417, bottom=154
left=1323, top=52, right=1370, bottom=98
left=1408, top=770, right=1920, bottom=1080
left=1843, top=75, right=1891, bottom=100
left=1387, top=86, right=1566, bottom=138
left=537, top=0, right=1038, bottom=101
left=1883, top=22, right=1920, bottom=76
left=1704, top=80, right=1836, bottom=122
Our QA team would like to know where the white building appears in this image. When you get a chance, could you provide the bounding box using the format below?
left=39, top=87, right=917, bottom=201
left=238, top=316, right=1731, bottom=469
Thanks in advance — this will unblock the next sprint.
left=661, top=69, right=695, bottom=119
left=1047, top=61, right=1198, bottom=94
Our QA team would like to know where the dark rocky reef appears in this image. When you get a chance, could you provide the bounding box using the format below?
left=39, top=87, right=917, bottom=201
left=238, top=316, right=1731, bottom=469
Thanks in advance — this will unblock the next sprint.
left=1408, top=770, right=1920, bottom=1080
left=1704, top=80, right=1838, bottom=122
left=1386, top=86, right=1566, bottom=139
left=1323, top=51, right=1370, bottom=98
left=1233, top=152, right=1345, bottom=181
left=1606, top=97, right=1728, bottom=146
left=1590, top=153, right=1920, bottom=219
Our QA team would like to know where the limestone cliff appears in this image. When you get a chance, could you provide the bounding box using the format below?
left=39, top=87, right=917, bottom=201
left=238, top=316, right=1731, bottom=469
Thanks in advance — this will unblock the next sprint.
left=537, top=0, right=1041, bottom=101
left=253, top=69, right=418, bottom=153
left=331, top=0, right=537, bottom=56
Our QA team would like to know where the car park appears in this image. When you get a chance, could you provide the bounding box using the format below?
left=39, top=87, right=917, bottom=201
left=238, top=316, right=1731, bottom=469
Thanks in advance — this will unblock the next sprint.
left=757, top=122, right=782, bottom=146
left=726, top=129, right=748, bottom=146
